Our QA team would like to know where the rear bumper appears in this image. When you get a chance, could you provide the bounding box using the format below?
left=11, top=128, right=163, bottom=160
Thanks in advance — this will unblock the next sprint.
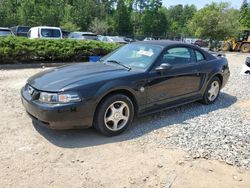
left=21, top=87, right=94, bottom=129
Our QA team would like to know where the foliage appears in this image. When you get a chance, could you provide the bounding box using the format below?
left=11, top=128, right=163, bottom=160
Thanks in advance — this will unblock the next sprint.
left=60, top=4, right=81, bottom=31
left=89, top=18, right=110, bottom=35
left=187, top=2, right=241, bottom=40
left=240, top=0, right=250, bottom=28
left=165, top=4, right=197, bottom=37
left=0, top=37, right=120, bottom=63
left=113, top=0, right=132, bottom=35
left=0, top=0, right=247, bottom=41
left=141, top=9, right=168, bottom=37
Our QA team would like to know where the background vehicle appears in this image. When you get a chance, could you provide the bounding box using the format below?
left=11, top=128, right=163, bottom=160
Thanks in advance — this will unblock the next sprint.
left=11, top=26, right=30, bottom=37
left=98, top=36, right=128, bottom=44
left=68, top=32, right=98, bottom=40
left=183, top=38, right=197, bottom=44
left=246, top=56, right=250, bottom=67
left=222, top=30, right=250, bottom=53
left=143, top=37, right=155, bottom=41
left=61, top=30, right=70, bottom=38
left=27, top=26, right=62, bottom=39
left=194, top=39, right=209, bottom=47
left=124, top=37, right=136, bottom=43
left=240, top=55, right=250, bottom=75
left=21, top=41, right=230, bottom=136
left=0, top=27, right=13, bottom=37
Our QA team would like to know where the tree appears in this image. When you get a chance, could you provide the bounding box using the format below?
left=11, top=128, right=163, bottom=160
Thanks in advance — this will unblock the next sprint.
left=187, top=3, right=241, bottom=41
left=140, top=3, right=168, bottom=37
left=114, top=0, right=132, bottom=36
left=60, top=4, right=80, bottom=31
left=240, top=0, right=250, bottom=28
left=18, top=0, right=65, bottom=26
left=89, top=18, right=110, bottom=35
left=71, top=0, right=96, bottom=31
left=141, top=10, right=167, bottom=37
left=163, top=4, right=196, bottom=37
left=0, top=0, right=19, bottom=26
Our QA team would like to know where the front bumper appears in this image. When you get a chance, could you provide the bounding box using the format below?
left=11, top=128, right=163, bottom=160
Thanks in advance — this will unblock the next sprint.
left=21, top=87, right=94, bottom=129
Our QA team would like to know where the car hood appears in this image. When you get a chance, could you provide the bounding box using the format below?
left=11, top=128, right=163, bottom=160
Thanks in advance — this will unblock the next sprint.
left=28, top=62, right=128, bottom=92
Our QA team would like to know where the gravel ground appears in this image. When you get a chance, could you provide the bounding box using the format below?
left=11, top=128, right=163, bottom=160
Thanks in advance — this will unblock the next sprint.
left=0, top=52, right=250, bottom=187
left=127, top=53, right=250, bottom=169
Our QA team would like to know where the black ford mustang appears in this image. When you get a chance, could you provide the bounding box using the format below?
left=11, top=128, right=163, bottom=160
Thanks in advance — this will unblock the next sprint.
left=21, top=41, right=230, bottom=136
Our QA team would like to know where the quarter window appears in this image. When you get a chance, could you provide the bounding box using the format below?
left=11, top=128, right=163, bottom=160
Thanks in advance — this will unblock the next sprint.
left=161, top=47, right=193, bottom=65
left=195, top=50, right=205, bottom=62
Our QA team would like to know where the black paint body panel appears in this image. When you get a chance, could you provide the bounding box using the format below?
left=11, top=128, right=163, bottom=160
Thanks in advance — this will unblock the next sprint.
left=21, top=41, right=230, bottom=129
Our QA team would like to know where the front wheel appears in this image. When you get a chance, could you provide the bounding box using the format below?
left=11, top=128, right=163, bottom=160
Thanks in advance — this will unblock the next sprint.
left=201, top=77, right=221, bottom=105
left=94, top=94, right=134, bottom=136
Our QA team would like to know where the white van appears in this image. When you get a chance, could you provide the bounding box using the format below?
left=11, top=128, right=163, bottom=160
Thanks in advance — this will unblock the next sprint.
left=27, top=26, right=62, bottom=39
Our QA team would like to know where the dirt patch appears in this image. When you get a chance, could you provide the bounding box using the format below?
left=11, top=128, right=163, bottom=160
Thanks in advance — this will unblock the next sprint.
left=237, top=100, right=250, bottom=108
left=237, top=100, right=250, bottom=120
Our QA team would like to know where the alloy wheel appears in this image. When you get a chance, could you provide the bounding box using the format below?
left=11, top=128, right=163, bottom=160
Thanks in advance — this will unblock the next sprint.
left=208, top=81, right=220, bottom=101
left=104, top=101, right=130, bottom=131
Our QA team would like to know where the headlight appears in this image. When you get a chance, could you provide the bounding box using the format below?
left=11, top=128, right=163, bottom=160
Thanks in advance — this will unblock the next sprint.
left=39, top=92, right=58, bottom=103
left=58, top=93, right=81, bottom=103
left=39, top=92, right=81, bottom=103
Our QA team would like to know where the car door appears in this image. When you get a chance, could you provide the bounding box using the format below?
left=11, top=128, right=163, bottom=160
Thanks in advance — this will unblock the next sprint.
left=146, top=46, right=204, bottom=106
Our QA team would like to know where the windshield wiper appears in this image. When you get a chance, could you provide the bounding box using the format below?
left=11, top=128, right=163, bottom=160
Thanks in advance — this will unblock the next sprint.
left=106, top=60, right=132, bottom=71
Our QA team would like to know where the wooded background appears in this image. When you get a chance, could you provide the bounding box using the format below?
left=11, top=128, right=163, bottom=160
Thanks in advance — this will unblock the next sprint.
left=0, top=0, right=249, bottom=40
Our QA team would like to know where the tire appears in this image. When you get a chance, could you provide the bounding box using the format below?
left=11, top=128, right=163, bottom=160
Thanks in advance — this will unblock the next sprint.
left=200, top=77, right=221, bottom=105
left=241, top=43, right=250, bottom=53
left=94, top=94, right=134, bottom=136
left=222, top=42, right=232, bottom=51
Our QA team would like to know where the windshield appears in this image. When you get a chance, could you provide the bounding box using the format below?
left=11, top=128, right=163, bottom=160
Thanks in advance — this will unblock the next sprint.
left=17, top=27, right=30, bottom=33
left=41, top=29, right=61, bottom=38
left=101, top=44, right=162, bottom=70
left=0, top=30, right=12, bottom=36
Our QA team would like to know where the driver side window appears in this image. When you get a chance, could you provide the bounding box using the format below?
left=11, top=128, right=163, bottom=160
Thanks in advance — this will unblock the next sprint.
left=161, top=47, right=193, bottom=65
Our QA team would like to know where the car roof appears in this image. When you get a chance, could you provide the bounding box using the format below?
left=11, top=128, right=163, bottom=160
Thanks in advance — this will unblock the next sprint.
left=30, top=26, right=61, bottom=30
left=133, top=40, right=189, bottom=47
left=0, top=27, right=11, bottom=30
left=70, top=32, right=96, bottom=35
left=73, top=32, right=95, bottom=34
left=11, top=26, right=30, bottom=28
left=133, top=40, right=216, bottom=60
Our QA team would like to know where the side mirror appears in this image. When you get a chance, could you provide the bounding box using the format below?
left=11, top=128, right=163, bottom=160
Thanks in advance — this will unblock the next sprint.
left=155, top=63, right=172, bottom=74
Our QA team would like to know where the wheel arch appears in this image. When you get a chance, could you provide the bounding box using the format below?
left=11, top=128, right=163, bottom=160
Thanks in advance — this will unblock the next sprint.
left=240, top=42, right=250, bottom=46
left=94, top=89, right=139, bottom=118
left=213, top=73, right=223, bottom=85
left=204, top=73, right=223, bottom=93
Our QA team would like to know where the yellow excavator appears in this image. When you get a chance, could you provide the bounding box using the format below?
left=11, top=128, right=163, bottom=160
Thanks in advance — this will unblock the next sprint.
left=222, top=30, right=250, bottom=53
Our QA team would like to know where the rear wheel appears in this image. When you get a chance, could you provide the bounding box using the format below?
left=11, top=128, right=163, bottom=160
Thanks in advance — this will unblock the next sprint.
left=241, top=43, right=250, bottom=53
left=201, top=77, right=221, bottom=105
left=94, top=94, right=134, bottom=136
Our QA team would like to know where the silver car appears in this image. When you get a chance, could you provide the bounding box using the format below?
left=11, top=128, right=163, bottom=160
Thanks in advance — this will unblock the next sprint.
left=68, top=32, right=98, bottom=40
left=0, top=27, right=13, bottom=37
